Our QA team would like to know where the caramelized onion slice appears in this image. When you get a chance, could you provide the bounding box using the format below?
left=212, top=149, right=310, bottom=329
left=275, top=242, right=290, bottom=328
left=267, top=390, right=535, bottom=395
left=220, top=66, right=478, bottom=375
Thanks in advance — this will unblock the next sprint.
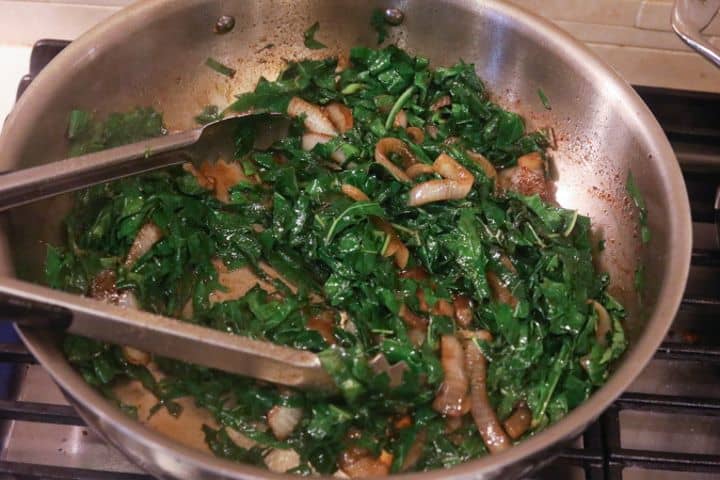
left=184, top=160, right=245, bottom=203
left=325, top=102, right=354, bottom=133
left=264, top=448, right=301, bottom=473
left=453, top=295, right=473, bottom=328
left=400, top=429, right=427, bottom=472
left=486, top=271, right=518, bottom=308
left=399, top=267, right=429, bottom=280
left=374, top=138, right=414, bottom=183
left=399, top=304, right=428, bottom=330
left=339, top=447, right=391, bottom=478
left=125, top=223, right=163, bottom=267
left=590, top=300, right=611, bottom=346
left=430, top=95, right=451, bottom=111
left=287, top=96, right=337, bottom=135
left=408, top=179, right=470, bottom=207
left=503, top=402, right=532, bottom=440
left=432, top=335, right=471, bottom=417
left=341, top=184, right=370, bottom=202
left=497, top=152, right=548, bottom=199
left=408, top=153, right=474, bottom=207
left=405, top=163, right=435, bottom=179
left=301, top=132, right=347, bottom=164
left=267, top=405, right=303, bottom=440
left=307, top=311, right=336, bottom=345
left=406, top=126, right=425, bottom=144
left=122, top=346, right=150, bottom=366
left=465, top=150, right=497, bottom=180
left=393, top=109, right=408, bottom=128
left=464, top=332, right=512, bottom=453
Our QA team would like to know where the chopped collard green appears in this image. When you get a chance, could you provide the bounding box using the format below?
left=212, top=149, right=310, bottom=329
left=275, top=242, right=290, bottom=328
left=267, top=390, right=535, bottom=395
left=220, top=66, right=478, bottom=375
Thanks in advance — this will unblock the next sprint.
left=50, top=45, right=627, bottom=475
left=205, top=57, right=237, bottom=78
left=303, top=22, right=327, bottom=50
left=626, top=171, right=651, bottom=244
left=538, top=88, right=551, bottom=110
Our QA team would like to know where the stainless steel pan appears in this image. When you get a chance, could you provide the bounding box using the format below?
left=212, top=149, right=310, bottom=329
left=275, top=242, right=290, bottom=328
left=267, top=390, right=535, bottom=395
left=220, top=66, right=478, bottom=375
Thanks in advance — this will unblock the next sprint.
left=0, top=1, right=692, bottom=478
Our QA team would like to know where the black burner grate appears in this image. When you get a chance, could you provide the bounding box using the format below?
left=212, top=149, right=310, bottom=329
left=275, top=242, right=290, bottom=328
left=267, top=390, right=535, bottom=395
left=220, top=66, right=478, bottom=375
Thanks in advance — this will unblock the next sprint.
left=1, top=39, right=719, bottom=480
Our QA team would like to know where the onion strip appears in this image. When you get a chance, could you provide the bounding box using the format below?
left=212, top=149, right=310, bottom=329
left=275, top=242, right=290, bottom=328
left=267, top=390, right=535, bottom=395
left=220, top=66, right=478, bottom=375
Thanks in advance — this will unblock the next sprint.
left=432, top=335, right=470, bottom=417
left=374, top=138, right=415, bottom=183
left=590, top=300, right=611, bottom=346
left=502, top=402, right=532, bottom=440
left=287, top=96, right=337, bottom=136
left=408, top=153, right=474, bottom=206
left=464, top=331, right=512, bottom=453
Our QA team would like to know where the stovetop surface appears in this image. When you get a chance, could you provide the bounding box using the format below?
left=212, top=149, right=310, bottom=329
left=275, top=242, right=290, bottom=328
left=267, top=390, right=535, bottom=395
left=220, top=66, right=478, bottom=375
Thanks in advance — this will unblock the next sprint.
left=0, top=40, right=719, bottom=480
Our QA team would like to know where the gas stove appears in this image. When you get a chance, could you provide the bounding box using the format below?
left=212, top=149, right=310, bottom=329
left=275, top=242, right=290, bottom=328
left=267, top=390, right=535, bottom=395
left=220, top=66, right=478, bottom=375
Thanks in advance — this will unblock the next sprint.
left=0, top=40, right=719, bottom=480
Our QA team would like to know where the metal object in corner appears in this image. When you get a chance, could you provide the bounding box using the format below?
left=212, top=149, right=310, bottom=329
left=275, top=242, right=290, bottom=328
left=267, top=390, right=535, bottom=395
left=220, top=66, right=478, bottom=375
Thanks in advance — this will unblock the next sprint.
left=672, top=0, right=720, bottom=68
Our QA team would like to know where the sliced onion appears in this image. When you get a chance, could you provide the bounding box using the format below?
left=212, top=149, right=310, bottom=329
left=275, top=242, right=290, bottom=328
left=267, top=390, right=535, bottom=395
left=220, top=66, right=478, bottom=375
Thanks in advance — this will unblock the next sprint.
left=426, top=124, right=439, bottom=139
left=399, top=304, right=427, bottom=330
left=432, top=335, right=470, bottom=417
left=302, top=132, right=333, bottom=151
left=406, top=126, right=425, bottom=144
left=339, top=447, right=391, bottom=478
left=486, top=271, right=518, bottom=308
left=210, top=259, right=276, bottom=304
left=184, top=160, right=245, bottom=203
left=433, top=152, right=472, bottom=181
left=324, top=102, right=354, bottom=133
left=394, top=414, right=413, bottom=430
left=374, top=138, right=415, bottom=183
left=393, top=109, right=408, bottom=128
left=408, top=179, right=470, bottom=207
left=502, top=402, right=532, bottom=440
left=408, top=153, right=474, bottom=207
left=125, top=223, right=163, bottom=267
left=405, top=163, right=435, bottom=179
left=383, top=236, right=401, bottom=257
left=393, top=241, right=409, bottom=269
left=302, top=133, right=347, bottom=164
left=407, top=327, right=426, bottom=347
left=430, top=95, right=451, bottom=111
left=400, top=428, right=427, bottom=472
left=464, top=332, right=511, bottom=453
left=90, top=269, right=118, bottom=302
left=433, top=299, right=455, bottom=317
left=517, top=152, right=544, bottom=171
left=497, top=152, right=548, bottom=198
left=465, top=150, right=497, bottom=180
left=372, top=217, right=410, bottom=269
left=590, top=300, right=611, bottom=346
left=399, top=267, right=429, bottom=280
left=416, top=289, right=430, bottom=312
left=122, top=346, right=150, bottom=366
left=307, top=311, right=336, bottom=345
left=267, top=405, right=303, bottom=440
left=287, top=96, right=337, bottom=135
left=264, top=448, right=301, bottom=473
left=341, top=184, right=370, bottom=202
left=453, top=295, right=473, bottom=328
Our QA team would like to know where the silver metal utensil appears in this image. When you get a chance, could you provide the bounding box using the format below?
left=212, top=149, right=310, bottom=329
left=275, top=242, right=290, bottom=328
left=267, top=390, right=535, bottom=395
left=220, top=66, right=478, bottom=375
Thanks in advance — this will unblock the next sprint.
left=0, top=276, right=407, bottom=392
left=0, top=111, right=287, bottom=212
left=672, top=0, right=720, bottom=68
left=0, top=277, right=339, bottom=391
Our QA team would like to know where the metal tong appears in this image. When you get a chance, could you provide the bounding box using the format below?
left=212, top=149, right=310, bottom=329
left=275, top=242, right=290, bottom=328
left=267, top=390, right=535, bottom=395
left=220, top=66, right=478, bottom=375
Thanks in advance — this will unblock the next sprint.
left=0, top=113, right=407, bottom=391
